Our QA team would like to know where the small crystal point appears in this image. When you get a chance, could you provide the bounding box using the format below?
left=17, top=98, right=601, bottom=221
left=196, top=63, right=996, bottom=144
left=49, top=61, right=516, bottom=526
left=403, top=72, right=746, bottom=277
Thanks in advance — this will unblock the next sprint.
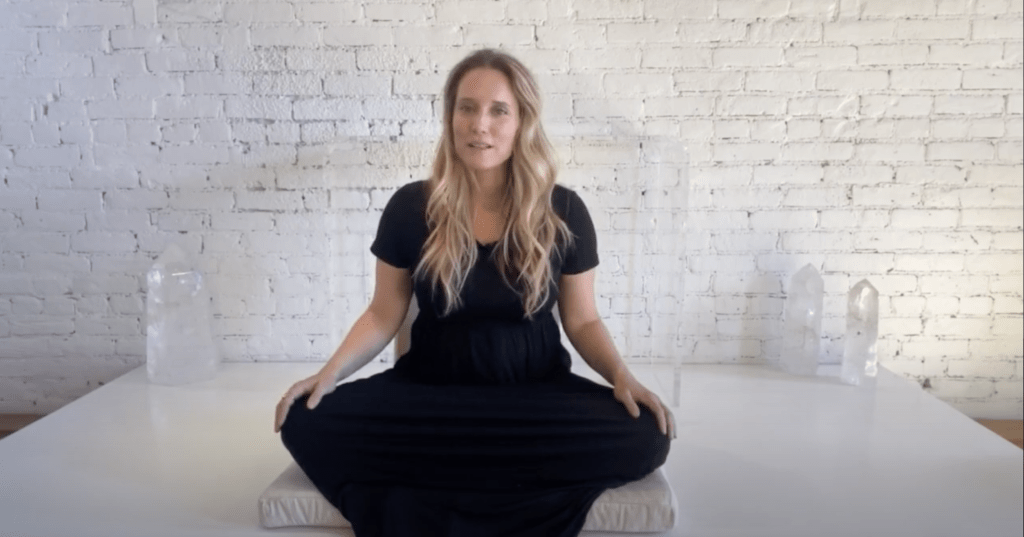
left=146, top=243, right=220, bottom=385
left=781, top=264, right=824, bottom=376
left=841, top=279, right=879, bottom=387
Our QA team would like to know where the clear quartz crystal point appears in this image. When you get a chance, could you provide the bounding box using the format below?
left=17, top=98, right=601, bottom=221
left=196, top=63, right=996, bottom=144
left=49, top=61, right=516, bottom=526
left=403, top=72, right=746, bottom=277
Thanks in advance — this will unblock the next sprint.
left=781, top=264, right=824, bottom=376
left=840, top=279, right=879, bottom=387
left=146, top=243, right=219, bottom=385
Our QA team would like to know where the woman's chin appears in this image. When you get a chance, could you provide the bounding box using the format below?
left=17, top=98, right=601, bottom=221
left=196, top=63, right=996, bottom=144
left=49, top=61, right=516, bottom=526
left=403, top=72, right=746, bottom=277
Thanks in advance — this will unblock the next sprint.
left=460, top=157, right=508, bottom=177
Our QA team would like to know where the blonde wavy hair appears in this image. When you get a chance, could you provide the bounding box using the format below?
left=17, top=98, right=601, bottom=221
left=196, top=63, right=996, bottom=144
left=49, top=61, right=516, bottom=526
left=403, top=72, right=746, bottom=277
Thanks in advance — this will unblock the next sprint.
left=414, top=49, right=572, bottom=318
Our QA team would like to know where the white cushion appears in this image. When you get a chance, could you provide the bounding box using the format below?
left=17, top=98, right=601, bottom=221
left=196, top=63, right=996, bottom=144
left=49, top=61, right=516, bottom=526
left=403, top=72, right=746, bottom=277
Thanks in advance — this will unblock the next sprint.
left=259, top=462, right=677, bottom=533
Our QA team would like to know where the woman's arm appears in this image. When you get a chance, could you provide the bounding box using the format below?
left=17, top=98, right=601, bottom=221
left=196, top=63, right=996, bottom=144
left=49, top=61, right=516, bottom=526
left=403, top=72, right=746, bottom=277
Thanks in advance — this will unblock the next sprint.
left=321, top=258, right=413, bottom=382
left=275, top=259, right=412, bottom=432
left=558, top=269, right=674, bottom=438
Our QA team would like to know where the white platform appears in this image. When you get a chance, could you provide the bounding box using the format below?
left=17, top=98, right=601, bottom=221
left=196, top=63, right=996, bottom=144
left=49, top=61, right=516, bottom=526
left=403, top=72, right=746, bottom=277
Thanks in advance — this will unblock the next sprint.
left=0, top=361, right=1020, bottom=537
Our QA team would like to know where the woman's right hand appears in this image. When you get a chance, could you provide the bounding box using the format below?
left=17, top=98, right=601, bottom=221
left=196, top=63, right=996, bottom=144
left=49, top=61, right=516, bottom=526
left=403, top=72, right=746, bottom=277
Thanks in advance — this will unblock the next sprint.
left=274, top=367, right=341, bottom=433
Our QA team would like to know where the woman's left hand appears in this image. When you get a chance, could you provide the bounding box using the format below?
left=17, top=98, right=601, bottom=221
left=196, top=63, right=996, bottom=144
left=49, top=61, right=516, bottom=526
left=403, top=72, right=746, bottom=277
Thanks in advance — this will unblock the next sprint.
left=612, top=371, right=675, bottom=439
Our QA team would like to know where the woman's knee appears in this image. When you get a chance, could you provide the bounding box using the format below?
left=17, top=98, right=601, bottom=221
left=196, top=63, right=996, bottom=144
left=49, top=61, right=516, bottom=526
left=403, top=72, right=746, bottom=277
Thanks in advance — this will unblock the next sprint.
left=634, top=407, right=671, bottom=467
left=279, top=395, right=315, bottom=449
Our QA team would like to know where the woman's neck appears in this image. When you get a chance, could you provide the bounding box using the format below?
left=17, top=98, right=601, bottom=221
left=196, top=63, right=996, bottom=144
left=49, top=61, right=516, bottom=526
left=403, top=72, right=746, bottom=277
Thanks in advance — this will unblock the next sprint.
left=470, top=167, right=506, bottom=212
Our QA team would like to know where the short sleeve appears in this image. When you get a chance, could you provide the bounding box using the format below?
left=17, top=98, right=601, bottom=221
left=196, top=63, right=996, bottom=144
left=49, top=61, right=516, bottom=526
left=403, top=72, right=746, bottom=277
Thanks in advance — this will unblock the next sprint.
left=370, top=182, right=428, bottom=269
left=558, top=188, right=599, bottom=275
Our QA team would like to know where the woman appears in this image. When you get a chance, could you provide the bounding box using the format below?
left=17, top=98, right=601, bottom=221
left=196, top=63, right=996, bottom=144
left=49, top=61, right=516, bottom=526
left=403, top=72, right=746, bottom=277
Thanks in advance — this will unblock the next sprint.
left=275, top=48, right=673, bottom=536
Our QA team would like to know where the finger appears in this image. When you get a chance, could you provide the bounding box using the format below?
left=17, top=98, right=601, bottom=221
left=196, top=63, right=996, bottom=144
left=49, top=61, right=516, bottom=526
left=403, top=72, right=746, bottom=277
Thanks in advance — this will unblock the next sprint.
left=307, top=377, right=338, bottom=410
left=274, top=379, right=311, bottom=432
left=618, top=389, right=641, bottom=418
left=642, top=396, right=668, bottom=435
left=306, top=384, right=324, bottom=410
left=636, top=393, right=669, bottom=436
left=274, top=398, right=290, bottom=433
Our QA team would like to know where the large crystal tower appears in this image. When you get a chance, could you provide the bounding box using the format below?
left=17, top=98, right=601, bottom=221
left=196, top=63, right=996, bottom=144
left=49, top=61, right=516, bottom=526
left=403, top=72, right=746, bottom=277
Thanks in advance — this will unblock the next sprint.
left=781, top=264, right=824, bottom=376
left=841, top=279, right=879, bottom=386
left=146, top=243, right=220, bottom=385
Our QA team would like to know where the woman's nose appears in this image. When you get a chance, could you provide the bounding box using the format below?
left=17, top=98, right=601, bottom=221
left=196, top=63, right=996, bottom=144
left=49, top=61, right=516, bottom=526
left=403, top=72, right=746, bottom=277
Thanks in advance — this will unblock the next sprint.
left=469, top=112, right=487, bottom=133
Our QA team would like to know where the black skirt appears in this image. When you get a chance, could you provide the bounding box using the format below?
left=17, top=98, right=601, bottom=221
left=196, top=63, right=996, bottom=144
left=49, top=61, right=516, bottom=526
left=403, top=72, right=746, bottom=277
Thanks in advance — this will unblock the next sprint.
left=280, top=313, right=670, bottom=537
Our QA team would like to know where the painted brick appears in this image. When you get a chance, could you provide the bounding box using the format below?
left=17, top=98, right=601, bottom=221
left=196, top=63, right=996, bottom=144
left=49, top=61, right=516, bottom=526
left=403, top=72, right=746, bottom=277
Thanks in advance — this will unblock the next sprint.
left=147, top=50, right=216, bottom=73
left=605, top=74, right=674, bottom=96
left=973, top=19, right=1024, bottom=40
left=295, top=2, right=361, bottom=23
left=70, top=232, right=138, bottom=253
left=0, top=28, right=35, bottom=53
left=716, top=96, right=788, bottom=117
left=226, top=97, right=292, bottom=120
left=785, top=46, right=858, bottom=67
left=926, top=142, right=996, bottom=161
left=897, top=20, right=971, bottom=40
left=677, top=21, right=747, bottom=42
left=935, top=95, right=1005, bottom=115
left=19, top=211, right=85, bottom=232
left=464, top=24, right=535, bottom=46
left=185, top=73, right=251, bottom=95
left=156, top=96, right=223, bottom=119
left=252, top=74, right=323, bottom=96
left=713, top=47, right=784, bottom=67
left=966, top=254, right=1024, bottom=274
left=745, top=71, right=815, bottom=93
left=888, top=209, right=960, bottom=229
left=110, top=28, right=166, bottom=49
left=858, top=45, right=929, bottom=66
left=640, top=0, right=712, bottom=18
left=789, top=96, right=859, bottom=118
left=536, top=24, right=605, bottom=49
left=364, top=2, right=431, bottom=21
left=825, top=21, right=897, bottom=43
left=224, top=2, right=295, bottom=23
left=961, top=208, right=1024, bottom=227
left=13, top=146, right=81, bottom=168
left=779, top=142, right=854, bottom=161
left=926, top=296, right=960, bottom=317
left=748, top=20, right=822, bottom=43
left=717, top=0, right=790, bottom=18
left=220, top=50, right=288, bottom=72
left=854, top=230, right=927, bottom=252
left=607, top=22, right=678, bottom=43
left=436, top=0, right=505, bottom=23
left=853, top=185, right=923, bottom=207
left=86, top=210, right=152, bottom=232
left=355, top=49, right=427, bottom=71
left=1008, top=93, right=1024, bottom=114
left=818, top=71, right=890, bottom=91
left=641, top=47, right=714, bottom=68
left=930, top=44, right=1005, bottom=65
left=68, top=3, right=132, bottom=26
left=921, top=232, right=995, bottom=253
left=855, top=143, right=926, bottom=162
left=861, top=96, right=933, bottom=118
left=251, top=26, right=322, bottom=48
left=933, top=116, right=995, bottom=139
left=323, top=26, right=394, bottom=47
left=891, top=69, right=963, bottom=90
left=963, top=69, right=1024, bottom=89
left=570, top=48, right=641, bottom=70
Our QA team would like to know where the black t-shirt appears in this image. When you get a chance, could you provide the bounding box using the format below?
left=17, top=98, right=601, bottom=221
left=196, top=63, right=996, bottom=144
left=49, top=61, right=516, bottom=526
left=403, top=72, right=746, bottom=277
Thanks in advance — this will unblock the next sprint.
left=370, top=180, right=599, bottom=320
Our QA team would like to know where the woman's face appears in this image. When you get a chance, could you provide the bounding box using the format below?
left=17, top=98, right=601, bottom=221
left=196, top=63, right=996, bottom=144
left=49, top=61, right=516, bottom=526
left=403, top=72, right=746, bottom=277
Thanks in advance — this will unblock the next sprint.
left=452, top=67, right=520, bottom=177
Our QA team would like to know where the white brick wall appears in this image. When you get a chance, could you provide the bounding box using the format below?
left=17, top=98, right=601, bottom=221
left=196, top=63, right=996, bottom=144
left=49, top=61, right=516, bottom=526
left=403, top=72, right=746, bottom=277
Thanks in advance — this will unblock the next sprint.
left=0, top=0, right=1020, bottom=419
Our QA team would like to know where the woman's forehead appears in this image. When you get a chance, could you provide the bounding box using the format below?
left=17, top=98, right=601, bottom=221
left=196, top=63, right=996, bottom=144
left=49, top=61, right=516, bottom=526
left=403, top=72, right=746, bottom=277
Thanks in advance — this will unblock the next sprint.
left=456, top=68, right=516, bottom=105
